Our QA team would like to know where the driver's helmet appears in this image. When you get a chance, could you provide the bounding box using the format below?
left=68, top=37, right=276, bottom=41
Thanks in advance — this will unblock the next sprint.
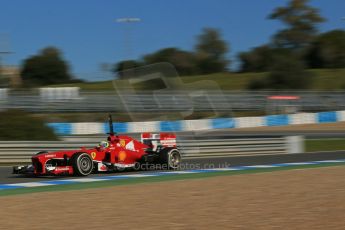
left=99, top=141, right=109, bottom=148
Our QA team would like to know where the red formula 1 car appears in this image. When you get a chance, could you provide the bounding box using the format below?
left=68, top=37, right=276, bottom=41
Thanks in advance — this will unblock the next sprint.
left=13, top=115, right=181, bottom=176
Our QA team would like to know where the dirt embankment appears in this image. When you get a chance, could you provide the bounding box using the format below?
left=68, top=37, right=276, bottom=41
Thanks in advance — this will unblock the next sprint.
left=0, top=166, right=344, bottom=230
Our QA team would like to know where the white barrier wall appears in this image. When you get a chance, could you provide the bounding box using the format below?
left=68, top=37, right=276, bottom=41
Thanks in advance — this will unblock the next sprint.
left=72, top=123, right=103, bottom=135
left=235, top=116, right=265, bottom=128
left=182, top=119, right=212, bottom=131
left=337, top=111, right=345, bottom=122
left=127, top=121, right=159, bottom=133
left=40, top=87, right=80, bottom=100
left=290, top=113, right=317, bottom=125
left=48, top=110, right=345, bottom=135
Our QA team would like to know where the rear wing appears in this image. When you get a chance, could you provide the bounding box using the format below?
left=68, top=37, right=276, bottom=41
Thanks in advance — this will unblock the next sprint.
left=141, top=133, right=177, bottom=150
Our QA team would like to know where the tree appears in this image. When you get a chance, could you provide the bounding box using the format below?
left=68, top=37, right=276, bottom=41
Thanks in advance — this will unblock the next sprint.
left=247, top=50, right=314, bottom=90
left=143, top=48, right=198, bottom=75
left=266, top=52, right=313, bottom=89
left=238, top=45, right=275, bottom=72
left=21, top=47, right=72, bottom=86
left=114, top=60, right=143, bottom=79
left=195, top=28, right=229, bottom=74
left=269, top=0, right=325, bottom=50
left=307, top=30, right=345, bottom=68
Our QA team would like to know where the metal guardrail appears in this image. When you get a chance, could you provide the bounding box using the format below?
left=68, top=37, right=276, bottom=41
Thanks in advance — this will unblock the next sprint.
left=0, top=141, right=95, bottom=163
left=0, top=136, right=303, bottom=163
left=178, top=138, right=287, bottom=158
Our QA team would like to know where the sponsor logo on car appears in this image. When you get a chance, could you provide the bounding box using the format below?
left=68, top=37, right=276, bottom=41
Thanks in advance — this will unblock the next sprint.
left=55, top=167, right=69, bottom=171
left=118, top=151, right=126, bottom=162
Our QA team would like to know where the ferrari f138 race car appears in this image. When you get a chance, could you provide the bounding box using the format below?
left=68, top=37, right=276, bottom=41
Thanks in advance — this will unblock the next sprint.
left=13, top=115, right=181, bottom=176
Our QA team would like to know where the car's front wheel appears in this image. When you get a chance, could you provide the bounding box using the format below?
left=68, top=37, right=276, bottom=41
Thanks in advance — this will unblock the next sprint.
left=71, top=152, right=93, bottom=176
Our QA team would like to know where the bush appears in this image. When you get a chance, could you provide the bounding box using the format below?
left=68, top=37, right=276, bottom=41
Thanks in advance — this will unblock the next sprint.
left=247, top=51, right=314, bottom=90
left=266, top=54, right=313, bottom=89
left=0, top=110, right=58, bottom=140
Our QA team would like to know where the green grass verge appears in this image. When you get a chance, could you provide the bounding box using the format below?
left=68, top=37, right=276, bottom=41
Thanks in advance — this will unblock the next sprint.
left=1, top=162, right=344, bottom=197
left=48, top=68, right=345, bottom=91
left=306, top=139, right=345, bottom=152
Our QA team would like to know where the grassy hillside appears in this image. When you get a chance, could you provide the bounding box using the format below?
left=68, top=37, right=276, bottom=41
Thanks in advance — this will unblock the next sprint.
left=0, top=110, right=58, bottom=140
left=49, top=68, right=345, bottom=91
left=309, top=69, right=345, bottom=90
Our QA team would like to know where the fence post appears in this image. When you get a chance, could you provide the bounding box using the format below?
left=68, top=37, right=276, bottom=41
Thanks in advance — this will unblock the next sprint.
left=286, top=136, right=304, bottom=153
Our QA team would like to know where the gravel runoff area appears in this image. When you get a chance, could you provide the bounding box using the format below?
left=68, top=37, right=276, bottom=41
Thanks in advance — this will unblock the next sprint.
left=0, top=166, right=344, bottom=230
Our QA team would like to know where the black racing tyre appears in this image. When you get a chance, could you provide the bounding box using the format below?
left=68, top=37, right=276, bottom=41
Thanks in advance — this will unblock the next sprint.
left=71, top=152, right=93, bottom=176
left=160, top=148, right=181, bottom=170
left=133, top=162, right=141, bottom=171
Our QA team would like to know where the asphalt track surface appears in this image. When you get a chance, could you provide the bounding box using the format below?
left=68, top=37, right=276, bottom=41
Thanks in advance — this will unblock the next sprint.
left=1, top=150, right=344, bottom=184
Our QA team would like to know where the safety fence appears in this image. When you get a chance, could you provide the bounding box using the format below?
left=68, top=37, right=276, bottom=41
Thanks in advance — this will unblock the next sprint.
left=0, top=136, right=303, bottom=164
left=1, top=90, right=345, bottom=113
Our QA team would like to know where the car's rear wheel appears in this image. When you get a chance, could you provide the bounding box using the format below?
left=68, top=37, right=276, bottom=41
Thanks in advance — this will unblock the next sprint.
left=160, top=148, right=181, bottom=170
left=71, top=152, right=93, bottom=176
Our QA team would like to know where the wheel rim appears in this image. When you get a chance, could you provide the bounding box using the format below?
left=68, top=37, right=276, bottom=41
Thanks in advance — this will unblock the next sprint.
left=170, top=151, right=181, bottom=168
left=80, top=156, right=92, bottom=173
